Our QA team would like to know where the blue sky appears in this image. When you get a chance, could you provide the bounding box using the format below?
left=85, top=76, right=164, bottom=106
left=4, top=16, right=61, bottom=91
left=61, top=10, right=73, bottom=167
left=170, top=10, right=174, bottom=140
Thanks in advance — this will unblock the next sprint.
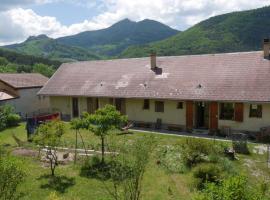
left=29, top=1, right=103, bottom=26
left=1, top=0, right=270, bottom=45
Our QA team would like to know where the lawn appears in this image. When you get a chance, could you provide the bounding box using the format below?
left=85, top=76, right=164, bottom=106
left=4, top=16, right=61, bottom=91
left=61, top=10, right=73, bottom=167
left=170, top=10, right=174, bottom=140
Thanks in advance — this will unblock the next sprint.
left=0, top=123, right=269, bottom=200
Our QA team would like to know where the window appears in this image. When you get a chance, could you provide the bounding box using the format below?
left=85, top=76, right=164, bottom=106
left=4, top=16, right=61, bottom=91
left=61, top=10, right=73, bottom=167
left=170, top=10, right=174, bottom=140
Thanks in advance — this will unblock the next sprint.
left=220, top=103, right=234, bottom=120
left=143, top=99, right=150, bottom=110
left=249, top=104, right=262, bottom=118
left=155, top=101, right=164, bottom=112
left=177, top=102, right=183, bottom=109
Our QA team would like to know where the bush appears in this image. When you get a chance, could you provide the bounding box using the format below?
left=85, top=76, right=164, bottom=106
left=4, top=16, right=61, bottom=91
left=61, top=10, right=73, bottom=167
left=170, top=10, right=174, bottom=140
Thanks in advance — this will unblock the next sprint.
left=0, top=105, right=21, bottom=131
left=156, top=145, right=188, bottom=173
left=193, top=176, right=270, bottom=200
left=0, top=155, right=25, bottom=200
left=6, top=114, right=21, bottom=127
left=193, top=163, right=222, bottom=189
left=180, top=138, right=223, bottom=167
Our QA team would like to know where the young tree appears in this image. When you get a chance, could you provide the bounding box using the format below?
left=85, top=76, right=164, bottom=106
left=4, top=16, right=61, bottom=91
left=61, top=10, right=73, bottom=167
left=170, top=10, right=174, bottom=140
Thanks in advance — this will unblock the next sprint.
left=70, top=118, right=88, bottom=163
left=0, top=153, right=25, bottom=200
left=34, top=120, right=65, bottom=176
left=81, top=105, right=127, bottom=163
left=106, top=136, right=155, bottom=200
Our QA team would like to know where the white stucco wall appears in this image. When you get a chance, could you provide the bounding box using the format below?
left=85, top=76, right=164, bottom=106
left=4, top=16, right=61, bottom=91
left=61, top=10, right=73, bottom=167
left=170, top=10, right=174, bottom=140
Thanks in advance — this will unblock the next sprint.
left=49, top=96, right=270, bottom=132
left=218, top=103, right=270, bottom=132
left=125, top=99, right=186, bottom=125
left=1, top=87, right=49, bottom=117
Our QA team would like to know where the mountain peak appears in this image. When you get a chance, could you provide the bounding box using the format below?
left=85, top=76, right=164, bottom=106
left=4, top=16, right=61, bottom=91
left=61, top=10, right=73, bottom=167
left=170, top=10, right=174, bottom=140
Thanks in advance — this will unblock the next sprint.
left=26, top=34, right=50, bottom=42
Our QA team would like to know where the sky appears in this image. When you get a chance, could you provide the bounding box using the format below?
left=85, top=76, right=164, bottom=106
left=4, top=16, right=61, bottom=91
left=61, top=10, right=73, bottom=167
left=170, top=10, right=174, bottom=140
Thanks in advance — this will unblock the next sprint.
left=1, top=0, right=270, bottom=45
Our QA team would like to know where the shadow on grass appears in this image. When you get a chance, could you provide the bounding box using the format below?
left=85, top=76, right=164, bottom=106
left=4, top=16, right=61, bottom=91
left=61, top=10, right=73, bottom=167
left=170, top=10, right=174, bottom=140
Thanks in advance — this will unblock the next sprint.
left=80, top=157, right=111, bottom=181
left=117, top=131, right=134, bottom=136
left=80, top=156, right=133, bottom=182
left=37, top=174, right=75, bottom=193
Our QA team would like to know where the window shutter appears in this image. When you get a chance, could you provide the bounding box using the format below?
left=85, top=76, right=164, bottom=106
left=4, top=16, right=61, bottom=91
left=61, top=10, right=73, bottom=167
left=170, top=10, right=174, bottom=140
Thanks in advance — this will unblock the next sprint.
left=234, top=103, right=244, bottom=122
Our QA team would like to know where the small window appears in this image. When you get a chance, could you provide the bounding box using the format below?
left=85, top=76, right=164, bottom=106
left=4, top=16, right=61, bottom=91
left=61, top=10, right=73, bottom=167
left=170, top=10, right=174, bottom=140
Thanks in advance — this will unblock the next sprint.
left=155, top=101, right=164, bottom=112
left=38, top=95, right=41, bottom=100
left=220, top=103, right=234, bottom=120
left=177, top=102, right=183, bottom=109
left=143, top=99, right=150, bottom=110
left=249, top=104, right=262, bottom=118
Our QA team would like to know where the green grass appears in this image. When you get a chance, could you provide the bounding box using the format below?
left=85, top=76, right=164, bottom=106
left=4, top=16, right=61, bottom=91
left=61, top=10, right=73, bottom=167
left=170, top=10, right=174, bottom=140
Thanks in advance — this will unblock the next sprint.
left=0, top=123, right=269, bottom=200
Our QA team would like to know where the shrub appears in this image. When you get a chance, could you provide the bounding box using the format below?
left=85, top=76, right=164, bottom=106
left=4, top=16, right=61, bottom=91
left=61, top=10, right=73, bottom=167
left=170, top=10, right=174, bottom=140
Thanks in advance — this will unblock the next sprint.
left=156, top=145, right=188, bottom=173
left=0, top=105, right=21, bottom=130
left=180, top=138, right=223, bottom=167
left=6, top=114, right=21, bottom=127
left=193, top=163, right=222, bottom=189
left=0, top=155, right=25, bottom=200
left=193, top=176, right=270, bottom=200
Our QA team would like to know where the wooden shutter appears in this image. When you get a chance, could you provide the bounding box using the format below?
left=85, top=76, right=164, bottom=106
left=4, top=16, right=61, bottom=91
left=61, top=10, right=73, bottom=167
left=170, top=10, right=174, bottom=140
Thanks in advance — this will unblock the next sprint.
left=209, top=102, right=218, bottom=130
left=234, top=103, right=244, bottom=122
left=186, top=101, right=193, bottom=130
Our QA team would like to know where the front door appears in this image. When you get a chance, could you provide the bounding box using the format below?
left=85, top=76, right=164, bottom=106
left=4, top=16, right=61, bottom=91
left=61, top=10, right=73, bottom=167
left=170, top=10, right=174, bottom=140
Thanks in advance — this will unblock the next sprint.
left=195, top=102, right=209, bottom=129
left=196, top=102, right=205, bottom=128
left=72, top=97, right=79, bottom=118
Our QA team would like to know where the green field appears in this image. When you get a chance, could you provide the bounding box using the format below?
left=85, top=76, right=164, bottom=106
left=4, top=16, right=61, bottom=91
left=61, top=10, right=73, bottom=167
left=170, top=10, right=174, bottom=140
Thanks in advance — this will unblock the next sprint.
left=0, top=123, right=269, bottom=200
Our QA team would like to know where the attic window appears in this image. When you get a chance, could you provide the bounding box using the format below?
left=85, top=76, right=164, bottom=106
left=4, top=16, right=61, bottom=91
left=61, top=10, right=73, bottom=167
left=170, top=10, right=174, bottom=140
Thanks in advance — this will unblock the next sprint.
left=249, top=104, right=262, bottom=118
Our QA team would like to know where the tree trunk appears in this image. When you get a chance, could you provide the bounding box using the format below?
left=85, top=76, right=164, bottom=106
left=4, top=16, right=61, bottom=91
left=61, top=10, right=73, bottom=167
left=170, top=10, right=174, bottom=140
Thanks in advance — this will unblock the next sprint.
left=101, top=135, right=105, bottom=163
left=74, top=130, right=78, bottom=164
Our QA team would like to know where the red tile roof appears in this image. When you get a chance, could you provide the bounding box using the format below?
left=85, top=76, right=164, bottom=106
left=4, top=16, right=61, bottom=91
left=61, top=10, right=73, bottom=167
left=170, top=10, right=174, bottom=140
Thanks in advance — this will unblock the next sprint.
left=0, top=73, right=48, bottom=89
left=39, top=51, right=270, bottom=102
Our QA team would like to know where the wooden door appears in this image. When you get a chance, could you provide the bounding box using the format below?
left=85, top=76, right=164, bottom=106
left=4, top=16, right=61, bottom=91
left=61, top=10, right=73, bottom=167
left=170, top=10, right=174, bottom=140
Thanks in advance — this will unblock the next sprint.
left=186, top=101, right=194, bottom=130
left=209, top=102, right=218, bottom=131
left=235, top=103, right=244, bottom=122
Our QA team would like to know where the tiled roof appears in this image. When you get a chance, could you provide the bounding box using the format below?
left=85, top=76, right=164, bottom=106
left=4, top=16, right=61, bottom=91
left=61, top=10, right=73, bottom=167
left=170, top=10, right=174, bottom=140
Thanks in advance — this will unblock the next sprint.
left=0, top=73, right=48, bottom=89
left=39, top=51, right=270, bottom=102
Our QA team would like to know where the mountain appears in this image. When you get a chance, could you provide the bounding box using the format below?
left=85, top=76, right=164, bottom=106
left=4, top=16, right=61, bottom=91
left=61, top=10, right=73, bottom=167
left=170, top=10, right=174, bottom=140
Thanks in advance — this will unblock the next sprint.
left=2, top=19, right=178, bottom=60
left=56, top=19, right=179, bottom=56
left=121, top=6, right=270, bottom=58
left=4, top=34, right=101, bottom=62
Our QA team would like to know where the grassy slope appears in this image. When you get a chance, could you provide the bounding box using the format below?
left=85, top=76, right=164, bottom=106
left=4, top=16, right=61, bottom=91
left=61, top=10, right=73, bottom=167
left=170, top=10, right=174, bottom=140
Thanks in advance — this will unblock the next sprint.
left=121, top=6, right=270, bottom=58
left=0, top=124, right=269, bottom=200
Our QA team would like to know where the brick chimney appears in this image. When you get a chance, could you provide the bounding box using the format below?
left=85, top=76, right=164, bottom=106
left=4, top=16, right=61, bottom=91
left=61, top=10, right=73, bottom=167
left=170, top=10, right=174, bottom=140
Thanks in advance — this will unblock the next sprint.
left=263, top=38, right=270, bottom=59
left=150, top=53, right=157, bottom=69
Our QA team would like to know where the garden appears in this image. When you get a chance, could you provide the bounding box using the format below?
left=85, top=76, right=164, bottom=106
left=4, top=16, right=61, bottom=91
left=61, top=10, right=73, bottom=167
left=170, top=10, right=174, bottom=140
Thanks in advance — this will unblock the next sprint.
left=0, top=105, right=270, bottom=200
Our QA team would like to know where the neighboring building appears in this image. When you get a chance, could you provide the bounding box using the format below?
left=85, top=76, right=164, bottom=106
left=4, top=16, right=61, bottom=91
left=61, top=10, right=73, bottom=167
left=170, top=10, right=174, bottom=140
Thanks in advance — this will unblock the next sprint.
left=38, top=40, right=270, bottom=133
left=0, top=73, right=49, bottom=118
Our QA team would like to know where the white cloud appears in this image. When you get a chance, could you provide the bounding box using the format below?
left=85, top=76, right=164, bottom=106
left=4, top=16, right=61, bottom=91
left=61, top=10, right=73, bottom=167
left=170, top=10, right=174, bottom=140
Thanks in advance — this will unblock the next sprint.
left=1, top=0, right=270, bottom=45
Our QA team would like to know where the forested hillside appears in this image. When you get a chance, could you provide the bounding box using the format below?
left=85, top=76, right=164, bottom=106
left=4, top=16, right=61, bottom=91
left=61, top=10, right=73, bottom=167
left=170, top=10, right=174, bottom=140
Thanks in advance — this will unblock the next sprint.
left=0, top=48, right=61, bottom=77
left=121, top=6, right=270, bottom=58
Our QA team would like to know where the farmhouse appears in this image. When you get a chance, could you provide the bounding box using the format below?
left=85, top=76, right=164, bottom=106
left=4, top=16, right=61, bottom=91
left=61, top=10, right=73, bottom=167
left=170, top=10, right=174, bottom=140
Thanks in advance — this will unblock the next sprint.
left=0, top=73, right=49, bottom=118
left=39, top=40, right=270, bottom=133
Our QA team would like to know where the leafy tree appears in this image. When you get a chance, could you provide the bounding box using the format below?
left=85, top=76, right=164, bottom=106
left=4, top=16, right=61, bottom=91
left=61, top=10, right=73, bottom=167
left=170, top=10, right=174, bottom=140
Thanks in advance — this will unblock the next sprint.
left=106, top=136, right=155, bottom=200
left=0, top=57, right=8, bottom=66
left=81, top=105, right=127, bottom=163
left=0, top=105, right=21, bottom=131
left=34, top=120, right=65, bottom=176
left=0, top=154, right=25, bottom=200
left=33, top=63, right=55, bottom=77
left=70, top=118, right=88, bottom=163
